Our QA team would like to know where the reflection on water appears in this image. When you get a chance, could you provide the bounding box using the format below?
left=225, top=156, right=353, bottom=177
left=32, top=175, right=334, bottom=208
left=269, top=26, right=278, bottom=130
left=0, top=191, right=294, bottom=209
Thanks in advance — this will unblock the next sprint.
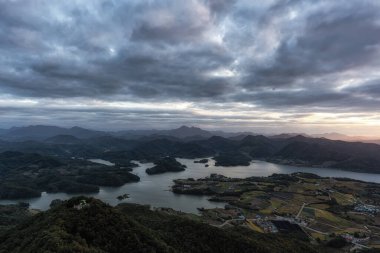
left=1, top=158, right=380, bottom=214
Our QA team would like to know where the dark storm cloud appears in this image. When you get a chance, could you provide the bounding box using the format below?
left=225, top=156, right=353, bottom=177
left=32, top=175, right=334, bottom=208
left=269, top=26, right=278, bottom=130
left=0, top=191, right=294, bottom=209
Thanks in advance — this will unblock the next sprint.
left=244, top=3, right=380, bottom=87
left=0, top=0, right=236, bottom=100
left=0, top=0, right=380, bottom=130
left=230, top=0, right=380, bottom=111
left=234, top=89, right=349, bottom=107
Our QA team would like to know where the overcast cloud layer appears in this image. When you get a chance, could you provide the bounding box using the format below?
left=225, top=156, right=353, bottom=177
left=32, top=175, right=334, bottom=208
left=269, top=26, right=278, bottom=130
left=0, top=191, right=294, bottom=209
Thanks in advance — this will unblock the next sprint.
left=1, top=0, right=380, bottom=135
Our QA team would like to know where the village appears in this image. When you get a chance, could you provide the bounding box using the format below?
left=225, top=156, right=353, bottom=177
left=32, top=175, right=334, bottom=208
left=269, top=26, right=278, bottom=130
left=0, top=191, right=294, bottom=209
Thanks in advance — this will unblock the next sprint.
left=172, top=172, right=380, bottom=251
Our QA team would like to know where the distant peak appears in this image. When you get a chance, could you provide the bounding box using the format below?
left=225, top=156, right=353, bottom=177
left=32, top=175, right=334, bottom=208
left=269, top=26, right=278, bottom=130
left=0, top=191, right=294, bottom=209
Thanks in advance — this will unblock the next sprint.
left=70, top=126, right=84, bottom=130
left=177, top=125, right=197, bottom=130
left=290, top=134, right=308, bottom=140
left=174, top=125, right=204, bottom=132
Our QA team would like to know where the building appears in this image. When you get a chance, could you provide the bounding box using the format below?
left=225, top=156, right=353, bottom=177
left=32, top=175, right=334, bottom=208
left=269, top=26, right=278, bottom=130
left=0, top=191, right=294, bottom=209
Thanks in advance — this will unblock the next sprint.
left=73, top=199, right=89, bottom=210
left=354, top=204, right=379, bottom=214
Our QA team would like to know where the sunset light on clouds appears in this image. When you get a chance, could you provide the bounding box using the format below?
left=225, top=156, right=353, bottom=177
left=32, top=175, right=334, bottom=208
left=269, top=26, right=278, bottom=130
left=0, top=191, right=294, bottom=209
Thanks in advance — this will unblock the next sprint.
left=0, top=0, right=380, bottom=136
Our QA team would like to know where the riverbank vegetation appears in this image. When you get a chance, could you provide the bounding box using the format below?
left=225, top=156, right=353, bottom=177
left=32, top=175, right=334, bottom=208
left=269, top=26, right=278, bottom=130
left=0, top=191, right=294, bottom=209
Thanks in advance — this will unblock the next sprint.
left=0, top=151, right=139, bottom=199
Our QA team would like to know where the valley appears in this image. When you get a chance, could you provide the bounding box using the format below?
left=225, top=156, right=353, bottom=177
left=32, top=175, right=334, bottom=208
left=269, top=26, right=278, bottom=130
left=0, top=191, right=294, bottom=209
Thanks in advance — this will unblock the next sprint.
left=173, top=173, right=380, bottom=250
left=1, top=126, right=380, bottom=252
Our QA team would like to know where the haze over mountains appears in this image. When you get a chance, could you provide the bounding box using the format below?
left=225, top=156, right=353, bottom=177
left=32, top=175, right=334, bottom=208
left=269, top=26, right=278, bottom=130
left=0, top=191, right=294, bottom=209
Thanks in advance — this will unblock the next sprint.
left=1, top=125, right=380, bottom=175
left=0, top=125, right=253, bottom=141
left=0, top=125, right=379, bottom=145
left=0, top=125, right=258, bottom=141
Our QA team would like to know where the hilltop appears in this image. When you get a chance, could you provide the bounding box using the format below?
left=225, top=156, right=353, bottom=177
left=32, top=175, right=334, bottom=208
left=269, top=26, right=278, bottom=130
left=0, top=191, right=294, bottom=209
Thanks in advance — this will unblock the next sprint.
left=0, top=197, right=316, bottom=253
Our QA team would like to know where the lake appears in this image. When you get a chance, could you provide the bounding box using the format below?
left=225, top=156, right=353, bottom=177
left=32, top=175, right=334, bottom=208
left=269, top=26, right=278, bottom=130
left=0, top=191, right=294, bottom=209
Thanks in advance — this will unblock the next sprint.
left=1, top=158, right=380, bottom=214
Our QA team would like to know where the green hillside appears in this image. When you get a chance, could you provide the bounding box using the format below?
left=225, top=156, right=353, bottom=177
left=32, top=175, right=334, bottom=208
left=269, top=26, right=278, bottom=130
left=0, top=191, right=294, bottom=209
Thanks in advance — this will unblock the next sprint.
left=0, top=197, right=316, bottom=253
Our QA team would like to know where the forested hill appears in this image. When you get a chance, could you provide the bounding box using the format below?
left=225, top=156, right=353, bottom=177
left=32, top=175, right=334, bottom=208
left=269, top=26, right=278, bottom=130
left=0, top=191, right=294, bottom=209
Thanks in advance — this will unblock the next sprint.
left=0, top=197, right=316, bottom=253
left=2, top=132, right=380, bottom=173
left=103, top=135, right=380, bottom=173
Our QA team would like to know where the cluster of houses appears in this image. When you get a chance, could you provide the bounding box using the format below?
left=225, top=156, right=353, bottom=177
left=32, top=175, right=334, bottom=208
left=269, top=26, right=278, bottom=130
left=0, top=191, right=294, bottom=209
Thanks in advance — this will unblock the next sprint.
left=179, top=184, right=192, bottom=190
left=224, top=204, right=245, bottom=220
left=354, top=203, right=380, bottom=215
left=254, top=215, right=278, bottom=233
left=341, top=233, right=370, bottom=244
left=224, top=204, right=310, bottom=234
left=207, top=173, right=230, bottom=181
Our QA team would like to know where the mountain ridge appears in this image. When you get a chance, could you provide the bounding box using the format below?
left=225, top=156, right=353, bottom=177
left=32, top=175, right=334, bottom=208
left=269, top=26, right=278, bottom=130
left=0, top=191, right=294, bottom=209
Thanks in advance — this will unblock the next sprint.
left=1, top=124, right=379, bottom=144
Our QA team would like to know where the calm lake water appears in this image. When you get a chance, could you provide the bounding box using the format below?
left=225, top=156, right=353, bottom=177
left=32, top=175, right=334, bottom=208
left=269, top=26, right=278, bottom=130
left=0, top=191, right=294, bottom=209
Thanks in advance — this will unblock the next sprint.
left=1, top=158, right=380, bottom=214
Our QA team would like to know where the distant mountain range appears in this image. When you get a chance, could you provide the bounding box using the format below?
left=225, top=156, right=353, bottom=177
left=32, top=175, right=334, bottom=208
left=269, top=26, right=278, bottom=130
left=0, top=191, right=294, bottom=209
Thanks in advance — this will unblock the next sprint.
left=116, top=125, right=254, bottom=140
left=311, top=132, right=380, bottom=144
left=0, top=125, right=106, bottom=141
left=1, top=128, right=380, bottom=173
left=0, top=124, right=379, bottom=144
left=0, top=125, right=250, bottom=141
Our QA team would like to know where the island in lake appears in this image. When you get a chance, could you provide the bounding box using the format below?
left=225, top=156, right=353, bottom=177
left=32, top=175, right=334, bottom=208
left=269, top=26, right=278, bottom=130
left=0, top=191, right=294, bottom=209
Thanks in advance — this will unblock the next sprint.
left=194, top=158, right=208, bottom=163
left=146, top=156, right=187, bottom=175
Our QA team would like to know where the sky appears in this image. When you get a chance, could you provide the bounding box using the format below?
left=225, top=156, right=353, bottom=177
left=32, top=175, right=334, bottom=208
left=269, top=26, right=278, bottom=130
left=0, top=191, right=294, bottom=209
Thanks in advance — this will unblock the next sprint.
left=0, top=0, right=380, bottom=136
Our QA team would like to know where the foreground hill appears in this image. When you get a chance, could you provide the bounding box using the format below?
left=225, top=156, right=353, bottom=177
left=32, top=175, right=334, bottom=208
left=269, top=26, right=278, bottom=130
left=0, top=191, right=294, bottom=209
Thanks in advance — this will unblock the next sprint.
left=0, top=197, right=316, bottom=253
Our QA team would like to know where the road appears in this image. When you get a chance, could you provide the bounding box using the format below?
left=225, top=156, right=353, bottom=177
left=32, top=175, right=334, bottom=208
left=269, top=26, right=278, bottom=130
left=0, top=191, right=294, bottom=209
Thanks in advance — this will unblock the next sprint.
left=213, top=218, right=242, bottom=228
left=296, top=202, right=307, bottom=219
